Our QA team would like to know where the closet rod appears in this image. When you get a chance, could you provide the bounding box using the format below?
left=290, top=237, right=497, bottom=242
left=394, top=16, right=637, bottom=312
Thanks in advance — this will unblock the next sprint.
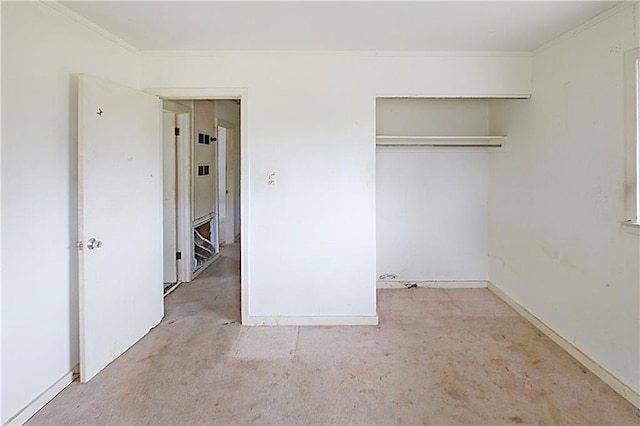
left=376, top=143, right=503, bottom=148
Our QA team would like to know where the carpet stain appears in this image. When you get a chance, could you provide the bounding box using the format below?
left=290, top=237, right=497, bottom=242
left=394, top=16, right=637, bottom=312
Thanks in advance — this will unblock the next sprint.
left=507, top=334, right=541, bottom=362
left=359, top=388, right=382, bottom=401
left=438, top=373, right=468, bottom=402
left=141, top=343, right=170, bottom=362
left=445, top=386, right=466, bottom=401
left=491, top=333, right=507, bottom=342
left=490, top=357, right=510, bottom=371
left=509, top=416, right=524, bottom=423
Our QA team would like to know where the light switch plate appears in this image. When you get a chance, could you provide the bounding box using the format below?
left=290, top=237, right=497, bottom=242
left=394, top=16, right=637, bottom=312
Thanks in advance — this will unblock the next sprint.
left=267, top=172, right=276, bottom=185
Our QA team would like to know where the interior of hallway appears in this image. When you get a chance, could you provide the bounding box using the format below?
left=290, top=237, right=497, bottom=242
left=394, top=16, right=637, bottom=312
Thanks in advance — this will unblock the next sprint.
left=27, top=244, right=640, bottom=425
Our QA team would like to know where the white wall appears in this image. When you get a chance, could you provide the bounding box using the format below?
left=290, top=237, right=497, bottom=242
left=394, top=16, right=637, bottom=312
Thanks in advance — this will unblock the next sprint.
left=488, top=4, right=640, bottom=394
left=1, top=2, right=139, bottom=422
left=376, top=99, right=490, bottom=281
left=141, top=52, right=532, bottom=318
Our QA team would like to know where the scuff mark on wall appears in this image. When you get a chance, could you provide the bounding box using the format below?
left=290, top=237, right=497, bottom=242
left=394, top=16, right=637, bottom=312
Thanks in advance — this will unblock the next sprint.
left=378, top=273, right=397, bottom=280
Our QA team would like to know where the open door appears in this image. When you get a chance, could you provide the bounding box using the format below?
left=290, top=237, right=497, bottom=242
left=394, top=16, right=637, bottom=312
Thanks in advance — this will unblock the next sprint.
left=162, top=110, right=178, bottom=287
left=217, top=126, right=227, bottom=245
left=78, top=74, right=163, bottom=382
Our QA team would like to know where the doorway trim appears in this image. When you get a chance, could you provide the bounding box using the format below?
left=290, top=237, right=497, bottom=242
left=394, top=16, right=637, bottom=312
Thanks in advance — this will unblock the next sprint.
left=147, top=87, right=249, bottom=325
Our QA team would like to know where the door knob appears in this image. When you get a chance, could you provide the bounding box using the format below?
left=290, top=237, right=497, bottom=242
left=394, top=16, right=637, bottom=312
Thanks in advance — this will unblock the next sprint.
left=87, top=238, right=103, bottom=250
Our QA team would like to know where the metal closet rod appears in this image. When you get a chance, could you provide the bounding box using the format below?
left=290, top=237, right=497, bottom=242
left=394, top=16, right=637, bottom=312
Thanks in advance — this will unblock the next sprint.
left=376, top=143, right=503, bottom=148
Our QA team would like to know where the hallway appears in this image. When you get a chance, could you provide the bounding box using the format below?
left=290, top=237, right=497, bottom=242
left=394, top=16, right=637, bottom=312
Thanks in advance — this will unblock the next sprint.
left=28, top=244, right=639, bottom=425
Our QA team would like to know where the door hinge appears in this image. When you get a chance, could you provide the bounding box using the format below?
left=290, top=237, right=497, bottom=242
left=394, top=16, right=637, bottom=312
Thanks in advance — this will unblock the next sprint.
left=76, top=241, right=84, bottom=251
left=175, top=127, right=180, bottom=136
left=176, top=251, right=182, bottom=260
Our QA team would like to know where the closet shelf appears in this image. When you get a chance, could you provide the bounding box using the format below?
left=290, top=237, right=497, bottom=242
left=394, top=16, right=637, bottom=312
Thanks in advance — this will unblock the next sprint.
left=375, top=135, right=506, bottom=148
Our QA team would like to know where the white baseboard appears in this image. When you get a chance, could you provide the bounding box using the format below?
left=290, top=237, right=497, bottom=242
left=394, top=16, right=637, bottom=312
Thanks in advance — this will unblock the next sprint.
left=245, top=315, right=379, bottom=326
left=377, top=280, right=488, bottom=289
left=487, top=282, right=640, bottom=409
left=4, top=365, right=79, bottom=426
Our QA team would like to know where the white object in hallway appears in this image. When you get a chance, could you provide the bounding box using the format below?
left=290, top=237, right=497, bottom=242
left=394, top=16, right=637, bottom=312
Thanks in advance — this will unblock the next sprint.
left=217, top=126, right=227, bottom=244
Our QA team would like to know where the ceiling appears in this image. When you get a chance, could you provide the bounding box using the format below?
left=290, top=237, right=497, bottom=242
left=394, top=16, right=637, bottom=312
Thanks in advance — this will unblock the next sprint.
left=60, top=1, right=620, bottom=52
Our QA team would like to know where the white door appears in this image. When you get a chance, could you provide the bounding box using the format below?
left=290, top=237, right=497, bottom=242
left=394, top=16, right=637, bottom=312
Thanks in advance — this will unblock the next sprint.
left=225, top=128, right=235, bottom=245
left=162, top=110, right=178, bottom=283
left=78, top=74, right=163, bottom=382
left=217, top=126, right=227, bottom=244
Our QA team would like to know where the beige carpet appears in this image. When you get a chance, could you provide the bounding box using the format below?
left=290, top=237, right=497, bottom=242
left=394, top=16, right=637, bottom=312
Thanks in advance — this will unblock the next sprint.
left=28, top=244, right=640, bottom=425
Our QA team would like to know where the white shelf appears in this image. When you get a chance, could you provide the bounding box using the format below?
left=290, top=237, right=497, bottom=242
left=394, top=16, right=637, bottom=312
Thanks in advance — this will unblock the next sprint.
left=375, top=135, right=505, bottom=148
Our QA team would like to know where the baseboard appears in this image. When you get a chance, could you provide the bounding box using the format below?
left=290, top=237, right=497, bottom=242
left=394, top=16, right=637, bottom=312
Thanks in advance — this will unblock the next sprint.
left=487, top=282, right=640, bottom=409
left=4, top=365, right=79, bottom=426
left=377, top=280, right=488, bottom=289
left=245, top=315, right=379, bottom=326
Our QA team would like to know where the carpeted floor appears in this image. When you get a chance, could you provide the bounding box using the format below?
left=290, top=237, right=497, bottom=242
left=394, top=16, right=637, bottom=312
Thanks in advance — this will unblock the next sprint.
left=28, top=244, right=640, bottom=425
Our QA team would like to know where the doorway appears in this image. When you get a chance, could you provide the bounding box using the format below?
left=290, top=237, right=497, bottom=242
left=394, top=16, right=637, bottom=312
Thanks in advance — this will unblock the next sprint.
left=160, top=97, right=243, bottom=310
left=152, top=87, right=248, bottom=325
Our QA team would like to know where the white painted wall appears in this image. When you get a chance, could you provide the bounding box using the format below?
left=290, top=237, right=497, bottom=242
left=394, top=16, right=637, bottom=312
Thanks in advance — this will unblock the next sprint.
left=377, top=98, right=489, bottom=136
left=1, top=2, right=139, bottom=423
left=376, top=99, right=490, bottom=281
left=488, top=4, right=640, bottom=394
left=192, top=101, right=216, bottom=221
left=141, top=52, right=532, bottom=318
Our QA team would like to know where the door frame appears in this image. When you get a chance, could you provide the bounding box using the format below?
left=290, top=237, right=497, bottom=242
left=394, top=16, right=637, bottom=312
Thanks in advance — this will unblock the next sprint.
left=147, top=88, right=248, bottom=325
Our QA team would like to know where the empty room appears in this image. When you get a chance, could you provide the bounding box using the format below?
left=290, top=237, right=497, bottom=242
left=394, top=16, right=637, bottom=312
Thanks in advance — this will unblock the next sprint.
left=2, top=1, right=639, bottom=425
